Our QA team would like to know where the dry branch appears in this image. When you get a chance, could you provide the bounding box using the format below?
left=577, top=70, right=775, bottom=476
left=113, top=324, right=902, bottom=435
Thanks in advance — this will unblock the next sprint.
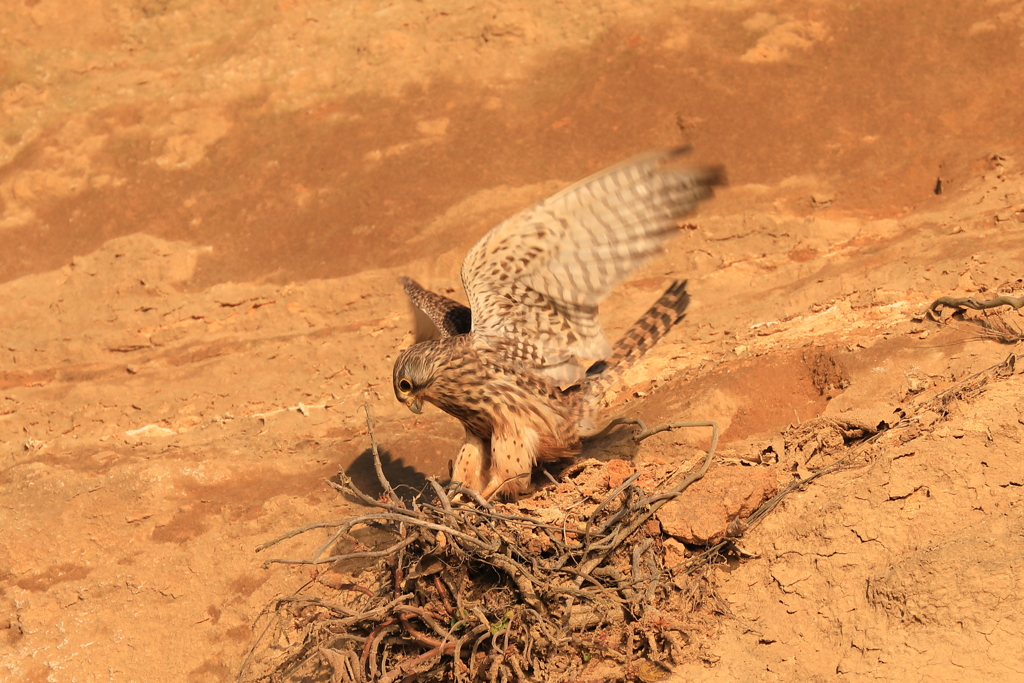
left=241, top=413, right=721, bottom=683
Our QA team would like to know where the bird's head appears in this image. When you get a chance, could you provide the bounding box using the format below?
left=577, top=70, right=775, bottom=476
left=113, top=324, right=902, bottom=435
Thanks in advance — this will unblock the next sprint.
left=392, top=342, right=441, bottom=414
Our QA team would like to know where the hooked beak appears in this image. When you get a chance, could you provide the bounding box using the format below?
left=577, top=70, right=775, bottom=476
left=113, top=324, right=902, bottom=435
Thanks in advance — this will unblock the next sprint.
left=407, top=398, right=423, bottom=414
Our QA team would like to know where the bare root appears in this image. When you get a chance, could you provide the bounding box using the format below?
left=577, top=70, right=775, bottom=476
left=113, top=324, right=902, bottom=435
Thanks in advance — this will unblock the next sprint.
left=241, top=412, right=722, bottom=683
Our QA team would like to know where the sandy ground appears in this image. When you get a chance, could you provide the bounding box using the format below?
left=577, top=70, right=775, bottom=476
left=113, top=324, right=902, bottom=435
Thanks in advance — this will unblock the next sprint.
left=2, top=0, right=1024, bottom=681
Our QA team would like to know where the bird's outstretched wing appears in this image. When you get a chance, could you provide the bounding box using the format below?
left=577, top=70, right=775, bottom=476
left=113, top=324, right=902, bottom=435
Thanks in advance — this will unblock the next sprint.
left=400, top=277, right=472, bottom=343
left=461, top=147, right=723, bottom=384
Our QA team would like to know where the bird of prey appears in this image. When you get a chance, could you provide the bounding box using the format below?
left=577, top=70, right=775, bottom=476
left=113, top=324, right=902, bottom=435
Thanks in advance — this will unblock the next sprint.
left=392, top=147, right=723, bottom=499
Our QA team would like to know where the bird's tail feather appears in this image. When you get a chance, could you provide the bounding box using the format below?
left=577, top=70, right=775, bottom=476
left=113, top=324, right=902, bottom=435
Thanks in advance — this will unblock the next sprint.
left=579, top=280, right=690, bottom=431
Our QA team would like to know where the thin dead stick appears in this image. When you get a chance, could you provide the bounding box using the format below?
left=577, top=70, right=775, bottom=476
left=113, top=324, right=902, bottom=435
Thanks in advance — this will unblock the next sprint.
left=268, top=595, right=360, bottom=617
left=363, top=403, right=401, bottom=507
left=378, top=643, right=444, bottom=683
left=237, top=577, right=317, bottom=682
left=483, top=471, right=532, bottom=502
left=427, top=478, right=455, bottom=517
left=589, top=419, right=719, bottom=568
left=564, top=419, right=719, bottom=625
left=256, top=518, right=354, bottom=552
left=261, top=534, right=418, bottom=568
left=327, top=474, right=422, bottom=516
left=582, top=472, right=642, bottom=548
left=263, top=510, right=494, bottom=563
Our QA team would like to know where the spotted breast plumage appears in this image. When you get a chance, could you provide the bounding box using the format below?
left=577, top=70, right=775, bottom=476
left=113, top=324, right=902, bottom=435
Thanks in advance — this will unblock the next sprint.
left=392, top=147, right=723, bottom=499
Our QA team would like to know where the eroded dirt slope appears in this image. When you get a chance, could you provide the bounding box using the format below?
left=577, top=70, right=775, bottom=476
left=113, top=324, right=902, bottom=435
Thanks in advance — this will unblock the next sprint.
left=2, top=1, right=1024, bottom=681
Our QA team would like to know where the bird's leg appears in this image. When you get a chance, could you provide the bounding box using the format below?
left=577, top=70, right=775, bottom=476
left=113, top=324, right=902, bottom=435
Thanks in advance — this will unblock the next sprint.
left=450, top=428, right=490, bottom=494
left=482, top=427, right=540, bottom=500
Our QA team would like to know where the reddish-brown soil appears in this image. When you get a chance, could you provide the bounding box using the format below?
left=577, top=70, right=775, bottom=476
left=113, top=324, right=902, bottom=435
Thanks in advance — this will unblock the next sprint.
left=2, top=1, right=1024, bottom=681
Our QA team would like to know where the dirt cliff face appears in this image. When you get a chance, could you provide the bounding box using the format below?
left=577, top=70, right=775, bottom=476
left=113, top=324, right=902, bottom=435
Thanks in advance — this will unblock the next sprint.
left=2, top=1, right=1024, bottom=681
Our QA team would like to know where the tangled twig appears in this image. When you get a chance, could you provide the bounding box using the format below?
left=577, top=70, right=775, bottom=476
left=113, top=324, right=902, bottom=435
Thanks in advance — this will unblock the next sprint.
left=242, top=411, right=720, bottom=683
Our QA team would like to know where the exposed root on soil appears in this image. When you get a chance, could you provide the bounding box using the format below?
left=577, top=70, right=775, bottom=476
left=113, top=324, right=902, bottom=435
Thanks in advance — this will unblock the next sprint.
left=915, top=351, right=1019, bottom=418
left=927, top=293, right=1024, bottom=318
left=240, top=414, right=722, bottom=682
left=926, top=293, right=1024, bottom=343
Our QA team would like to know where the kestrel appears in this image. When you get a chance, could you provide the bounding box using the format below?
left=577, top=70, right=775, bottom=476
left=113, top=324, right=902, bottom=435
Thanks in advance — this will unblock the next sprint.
left=392, top=148, right=723, bottom=499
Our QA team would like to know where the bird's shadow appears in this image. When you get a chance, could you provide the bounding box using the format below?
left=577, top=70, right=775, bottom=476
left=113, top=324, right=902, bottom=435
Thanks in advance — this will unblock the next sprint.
left=331, top=446, right=432, bottom=504
left=330, top=423, right=643, bottom=506
left=324, top=447, right=437, bottom=573
left=580, top=425, right=643, bottom=460
left=535, top=426, right=643, bottom=484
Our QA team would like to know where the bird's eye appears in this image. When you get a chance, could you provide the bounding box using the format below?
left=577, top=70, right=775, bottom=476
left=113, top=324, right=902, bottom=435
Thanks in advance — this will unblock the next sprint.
left=398, top=378, right=413, bottom=393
